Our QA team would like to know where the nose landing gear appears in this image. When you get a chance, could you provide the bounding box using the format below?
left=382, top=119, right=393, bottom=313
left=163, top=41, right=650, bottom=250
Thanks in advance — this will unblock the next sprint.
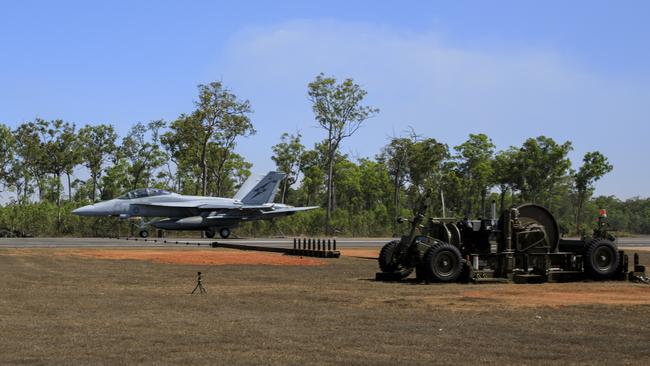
left=138, top=218, right=149, bottom=238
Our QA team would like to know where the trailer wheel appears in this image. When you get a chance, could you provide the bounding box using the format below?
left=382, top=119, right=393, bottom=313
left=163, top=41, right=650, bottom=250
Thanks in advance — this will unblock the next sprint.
left=378, top=240, right=413, bottom=279
left=423, top=243, right=462, bottom=282
left=584, top=238, right=619, bottom=280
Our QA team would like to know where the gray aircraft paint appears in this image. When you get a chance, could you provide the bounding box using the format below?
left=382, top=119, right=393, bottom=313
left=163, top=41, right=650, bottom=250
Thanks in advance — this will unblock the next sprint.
left=72, top=171, right=317, bottom=235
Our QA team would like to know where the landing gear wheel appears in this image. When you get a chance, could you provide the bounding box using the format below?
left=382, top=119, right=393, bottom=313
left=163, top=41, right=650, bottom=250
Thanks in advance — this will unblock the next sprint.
left=204, top=229, right=215, bottom=239
left=219, top=228, right=231, bottom=239
left=139, top=229, right=149, bottom=238
left=584, top=238, right=619, bottom=280
left=423, top=243, right=462, bottom=282
left=378, top=240, right=413, bottom=279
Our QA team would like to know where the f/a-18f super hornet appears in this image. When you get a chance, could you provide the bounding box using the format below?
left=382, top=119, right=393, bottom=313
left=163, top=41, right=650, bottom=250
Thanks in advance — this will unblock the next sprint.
left=72, top=172, right=317, bottom=238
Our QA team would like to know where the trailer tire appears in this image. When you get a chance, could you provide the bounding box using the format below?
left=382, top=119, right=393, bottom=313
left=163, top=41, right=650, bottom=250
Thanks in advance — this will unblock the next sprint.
left=584, top=238, right=619, bottom=280
left=378, top=240, right=413, bottom=279
left=423, top=243, right=463, bottom=283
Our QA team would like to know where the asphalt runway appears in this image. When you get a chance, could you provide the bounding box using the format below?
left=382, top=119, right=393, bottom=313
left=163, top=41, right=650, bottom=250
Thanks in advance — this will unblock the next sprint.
left=0, top=236, right=649, bottom=249
left=0, top=237, right=392, bottom=249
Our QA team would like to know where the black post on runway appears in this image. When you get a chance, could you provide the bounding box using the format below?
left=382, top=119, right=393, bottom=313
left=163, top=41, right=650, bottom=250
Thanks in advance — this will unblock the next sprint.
left=317, top=238, right=321, bottom=251
left=333, top=239, right=337, bottom=251
left=293, top=238, right=297, bottom=250
left=327, top=239, right=331, bottom=251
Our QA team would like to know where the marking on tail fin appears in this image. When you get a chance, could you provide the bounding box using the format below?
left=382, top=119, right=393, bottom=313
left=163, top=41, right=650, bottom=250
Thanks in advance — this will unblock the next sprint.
left=241, top=171, right=285, bottom=205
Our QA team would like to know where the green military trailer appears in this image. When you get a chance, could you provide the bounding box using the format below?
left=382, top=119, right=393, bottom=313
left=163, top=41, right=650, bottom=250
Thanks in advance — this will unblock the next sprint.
left=376, top=194, right=646, bottom=284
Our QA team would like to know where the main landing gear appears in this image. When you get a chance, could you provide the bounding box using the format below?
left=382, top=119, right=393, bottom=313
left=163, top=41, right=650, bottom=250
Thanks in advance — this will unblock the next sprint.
left=219, top=227, right=231, bottom=239
left=205, top=227, right=232, bottom=239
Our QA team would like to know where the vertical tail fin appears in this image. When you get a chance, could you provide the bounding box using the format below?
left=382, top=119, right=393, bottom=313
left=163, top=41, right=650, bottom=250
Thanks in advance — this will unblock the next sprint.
left=241, top=171, right=285, bottom=205
left=233, top=174, right=264, bottom=201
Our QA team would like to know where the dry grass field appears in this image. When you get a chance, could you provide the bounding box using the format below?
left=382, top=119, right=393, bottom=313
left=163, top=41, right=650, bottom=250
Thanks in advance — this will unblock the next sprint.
left=1, top=247, right=649, bottom=365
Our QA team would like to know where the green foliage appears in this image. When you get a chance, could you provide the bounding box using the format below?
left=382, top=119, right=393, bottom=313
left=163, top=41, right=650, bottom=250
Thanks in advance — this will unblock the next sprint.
left=78, top=124, right=118, bottom=201
left=454, top=133, right=495, bottom=216
left=1, top=77, right=646, bottom=237
left=162, top=82, right=254, bottom=197
left=512, top=136, right=573, bottom=205
left=0, top=123, right=15, bottom=189
left=271, top=132, right=305, bottom=203
left=573, top=152, right=614, bottom=232
left=308, top=73, right=379, bottom=232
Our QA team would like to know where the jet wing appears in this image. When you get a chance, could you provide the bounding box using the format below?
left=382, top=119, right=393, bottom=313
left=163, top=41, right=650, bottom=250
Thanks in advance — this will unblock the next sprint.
left=132, top=201, right=235, bottom=209
left=204, top=206, right=318, bottom=221
left=128, top=200, right=273, bottom=217
left=261, top=206, right=319, bottom=216
left=128, top=201, right=237, bottom=217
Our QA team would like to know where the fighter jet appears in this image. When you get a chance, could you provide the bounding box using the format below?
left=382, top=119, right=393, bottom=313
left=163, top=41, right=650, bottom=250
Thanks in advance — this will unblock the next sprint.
left=72, top=171, right=317, bottom=238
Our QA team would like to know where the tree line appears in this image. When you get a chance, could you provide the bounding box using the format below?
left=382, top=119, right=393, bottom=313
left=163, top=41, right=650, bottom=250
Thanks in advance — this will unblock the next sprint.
left=0, top=74, right=646, bottom=237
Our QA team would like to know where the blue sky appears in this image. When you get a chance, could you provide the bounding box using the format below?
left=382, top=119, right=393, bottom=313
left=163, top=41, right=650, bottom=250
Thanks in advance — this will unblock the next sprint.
left=1, top=1, right=648, bottom=198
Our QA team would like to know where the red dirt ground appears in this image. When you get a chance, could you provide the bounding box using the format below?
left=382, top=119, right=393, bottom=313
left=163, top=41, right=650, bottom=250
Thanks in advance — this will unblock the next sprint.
left=340, top=248, right=380, bottom=259
left=38, top=249, right=326, bottom=266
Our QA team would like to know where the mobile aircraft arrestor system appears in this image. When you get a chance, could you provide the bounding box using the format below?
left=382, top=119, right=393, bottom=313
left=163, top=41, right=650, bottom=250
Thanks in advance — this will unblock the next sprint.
left=376, top=192, right=647, bottom=284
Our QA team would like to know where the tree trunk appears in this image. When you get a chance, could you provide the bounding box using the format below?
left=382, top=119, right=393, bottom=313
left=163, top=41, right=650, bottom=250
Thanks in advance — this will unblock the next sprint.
left=499, top=186, right=506, bottom=213
left=575, top=194, right=584, bottom=234
left=393, top=173, right=400, bottom=234
left=281, top=177, right=287, bottom=204
left=326, top=152, right=334, bottom=234
left=66, top=172, right=72, bottom=201
left=91, top=173, right=97, bottom=202
left=56, top=172, right=61, bottom=233
left=480, top=189, right=486, bottom=218
left=201, top=139, right=208, bottom=196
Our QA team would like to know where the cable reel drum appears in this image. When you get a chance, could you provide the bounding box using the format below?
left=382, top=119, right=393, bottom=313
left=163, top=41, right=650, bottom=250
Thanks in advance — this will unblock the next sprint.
left=500, top=203, right=560, bottom=254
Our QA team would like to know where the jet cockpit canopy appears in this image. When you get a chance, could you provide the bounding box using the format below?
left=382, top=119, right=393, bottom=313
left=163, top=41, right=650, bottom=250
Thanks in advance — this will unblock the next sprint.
left=118, top=188, right=172, bottom=200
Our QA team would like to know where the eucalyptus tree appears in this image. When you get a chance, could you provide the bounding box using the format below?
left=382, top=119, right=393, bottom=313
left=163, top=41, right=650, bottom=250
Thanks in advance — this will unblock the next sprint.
left=308, top=73, right=378, bottom=232
left=492, top=148, right=519, bottom=211
left=0, top=124, right=14, bottom=193
left=406, top=138, right=450, bottom=215
left=297, top=148, right=325, bottom=207
left=120, top=120, right=168, bottom=190
left=513, top=136, right=573, bottom=206
left=78, top=124, right=118, bottom=202
left=454, top=133, right=495, bottom=216
left=192, top=82, right=254, bottom=196
left=573, top=151, right=613, bottom=232
left=34, top=119, right=80, bottom=228
left=206, top=148, right=252, bottom=196
left=379, top=137, right=412, bottom=223
left=13, top=121, right=47, bottom=200
left=272, top=132, right=305, bottom=203
left=161, top=113, right=203, bottom=194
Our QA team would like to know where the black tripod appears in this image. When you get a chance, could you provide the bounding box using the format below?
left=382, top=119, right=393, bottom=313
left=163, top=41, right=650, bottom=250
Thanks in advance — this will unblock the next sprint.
left=191, top=271, right=207, bottom=294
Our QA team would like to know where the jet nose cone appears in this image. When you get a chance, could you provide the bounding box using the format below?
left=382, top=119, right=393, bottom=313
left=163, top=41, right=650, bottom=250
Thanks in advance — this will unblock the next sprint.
left=72, top=204, right=95, bottom=216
